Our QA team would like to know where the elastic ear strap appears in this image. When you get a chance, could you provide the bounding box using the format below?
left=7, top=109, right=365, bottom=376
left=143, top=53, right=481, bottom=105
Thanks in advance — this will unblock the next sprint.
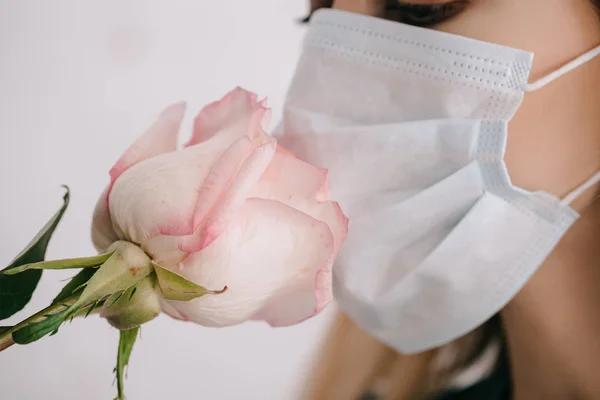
left=561, top=171, right=600, bottom=206
left=525, top=45, right=600, bottom=92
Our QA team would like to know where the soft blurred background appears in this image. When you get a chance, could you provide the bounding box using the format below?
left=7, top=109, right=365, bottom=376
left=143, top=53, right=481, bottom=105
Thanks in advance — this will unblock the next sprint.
left=0, top=1, right=337, bottom=399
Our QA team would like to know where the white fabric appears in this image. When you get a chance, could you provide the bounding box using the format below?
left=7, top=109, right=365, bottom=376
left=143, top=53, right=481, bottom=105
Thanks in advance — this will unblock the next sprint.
left=274, top=9, right=599, bottom=353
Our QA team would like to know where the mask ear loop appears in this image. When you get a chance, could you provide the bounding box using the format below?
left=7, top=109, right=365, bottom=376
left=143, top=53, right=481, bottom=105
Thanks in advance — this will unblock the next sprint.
left=524, top=45, right=600, bottom=207
left=560, top=171, right=600, bottom=207
left=525, top=45, right=600, bottom=92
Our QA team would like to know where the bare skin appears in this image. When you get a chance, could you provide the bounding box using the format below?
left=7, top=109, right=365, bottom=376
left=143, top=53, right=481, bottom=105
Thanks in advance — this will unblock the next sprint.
left=329, top=1, right=600, bottom=398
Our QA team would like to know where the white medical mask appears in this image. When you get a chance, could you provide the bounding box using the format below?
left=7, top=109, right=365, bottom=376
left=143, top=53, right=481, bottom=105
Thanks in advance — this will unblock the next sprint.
left=274, top=8, right=600, bottom=354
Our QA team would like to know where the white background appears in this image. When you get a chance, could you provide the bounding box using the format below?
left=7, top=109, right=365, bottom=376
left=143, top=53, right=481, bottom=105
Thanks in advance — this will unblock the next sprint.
left=0, top=1, right=338, bottom=399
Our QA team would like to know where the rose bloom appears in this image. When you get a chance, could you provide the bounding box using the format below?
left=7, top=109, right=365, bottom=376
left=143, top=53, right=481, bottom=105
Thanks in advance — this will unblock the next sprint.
left=91, top=88, right=348, bottom=327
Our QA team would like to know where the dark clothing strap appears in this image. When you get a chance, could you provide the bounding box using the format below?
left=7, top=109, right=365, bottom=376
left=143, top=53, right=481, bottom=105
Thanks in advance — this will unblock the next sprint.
left=361, top=345, right=512, bottom=400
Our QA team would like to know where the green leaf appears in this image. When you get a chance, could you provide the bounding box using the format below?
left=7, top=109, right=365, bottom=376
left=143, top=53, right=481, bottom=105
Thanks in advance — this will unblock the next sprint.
left=0, top=187, right=70, bottom=320
left=52, top=268, right=97, bottom=304
left=12, top=308, right=70, bottom=344
left=11, top=297, right=101, bottom=345
left=114, top=327, right=139, bottom=400
left=153, top=262, right=227, bottom=301
left=2, top=252, right=112, bottom=276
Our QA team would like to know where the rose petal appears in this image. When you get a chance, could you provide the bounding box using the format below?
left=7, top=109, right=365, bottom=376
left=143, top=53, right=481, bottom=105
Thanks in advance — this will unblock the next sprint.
left=108, top=144, right=219, bottom=246
left=251, top=289, right=323, bottom=326
left=109, top=102, right=186, bottom=186
left=91, top=186, right=119, bottom=252
left=191, top=136, right=254, bottom=229
left=181, top=138, right=277, bottom=252
left=254, top=145, right=330, bottom=201
left=142, top=234, right=189, bottom=267
left=186, top=87, right=270, bottom=147
left=105, top=102, right=186, bottom=218
left=162, top=198, right=335, bottom=327
left=249, top=146, right=349, bottom=317
left=312, top=201, right=348, bottom=310
left=133, top=99, right=274, bottom=262
left=254, top=201, right=347, bottom=325
left=200, top=140, right=276, bottom=245
left=190, top=99, right=274, bottom=230
left=159, top=299, right=187, bottom=321
left=139, top=137, right=257, bottom=266
left=251, top=145, right=349, bottom=258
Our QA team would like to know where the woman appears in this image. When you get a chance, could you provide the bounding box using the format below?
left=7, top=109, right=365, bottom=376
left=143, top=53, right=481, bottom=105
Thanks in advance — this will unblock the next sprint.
left=274, top=1, right=600, bottom=399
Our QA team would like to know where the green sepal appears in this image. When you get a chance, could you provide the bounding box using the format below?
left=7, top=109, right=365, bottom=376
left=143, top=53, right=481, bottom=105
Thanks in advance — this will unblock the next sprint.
left=52, top=268, right=97, bottom=304
left=12, top=242, right=153, bottom=344
left=2, top=252, right=112, bottom=276
left=153, top=262, right=227, bottom=301
left=114, top=327, right=139, bottom=400
left=76, top=242, right=153, bottom=307
left=71, top=299, right=105, bottom=320
left=0, top=187, right=70, bottom=320
left=101, top=275, right=161, bottom=331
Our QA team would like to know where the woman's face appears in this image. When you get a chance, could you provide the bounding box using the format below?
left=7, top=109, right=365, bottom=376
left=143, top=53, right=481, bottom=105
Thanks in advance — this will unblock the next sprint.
left=324, top=2, right=600, bottom=380
left=331, top=0, right=600, bottom=211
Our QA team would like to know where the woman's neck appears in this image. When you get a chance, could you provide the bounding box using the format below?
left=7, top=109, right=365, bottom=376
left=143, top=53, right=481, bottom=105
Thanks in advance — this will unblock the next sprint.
left=501, top=201, right=600, bottom=400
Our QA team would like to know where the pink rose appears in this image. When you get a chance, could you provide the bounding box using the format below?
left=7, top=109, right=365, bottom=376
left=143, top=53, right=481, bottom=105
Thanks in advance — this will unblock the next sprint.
left=91, top=88, right=348, bottom=327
